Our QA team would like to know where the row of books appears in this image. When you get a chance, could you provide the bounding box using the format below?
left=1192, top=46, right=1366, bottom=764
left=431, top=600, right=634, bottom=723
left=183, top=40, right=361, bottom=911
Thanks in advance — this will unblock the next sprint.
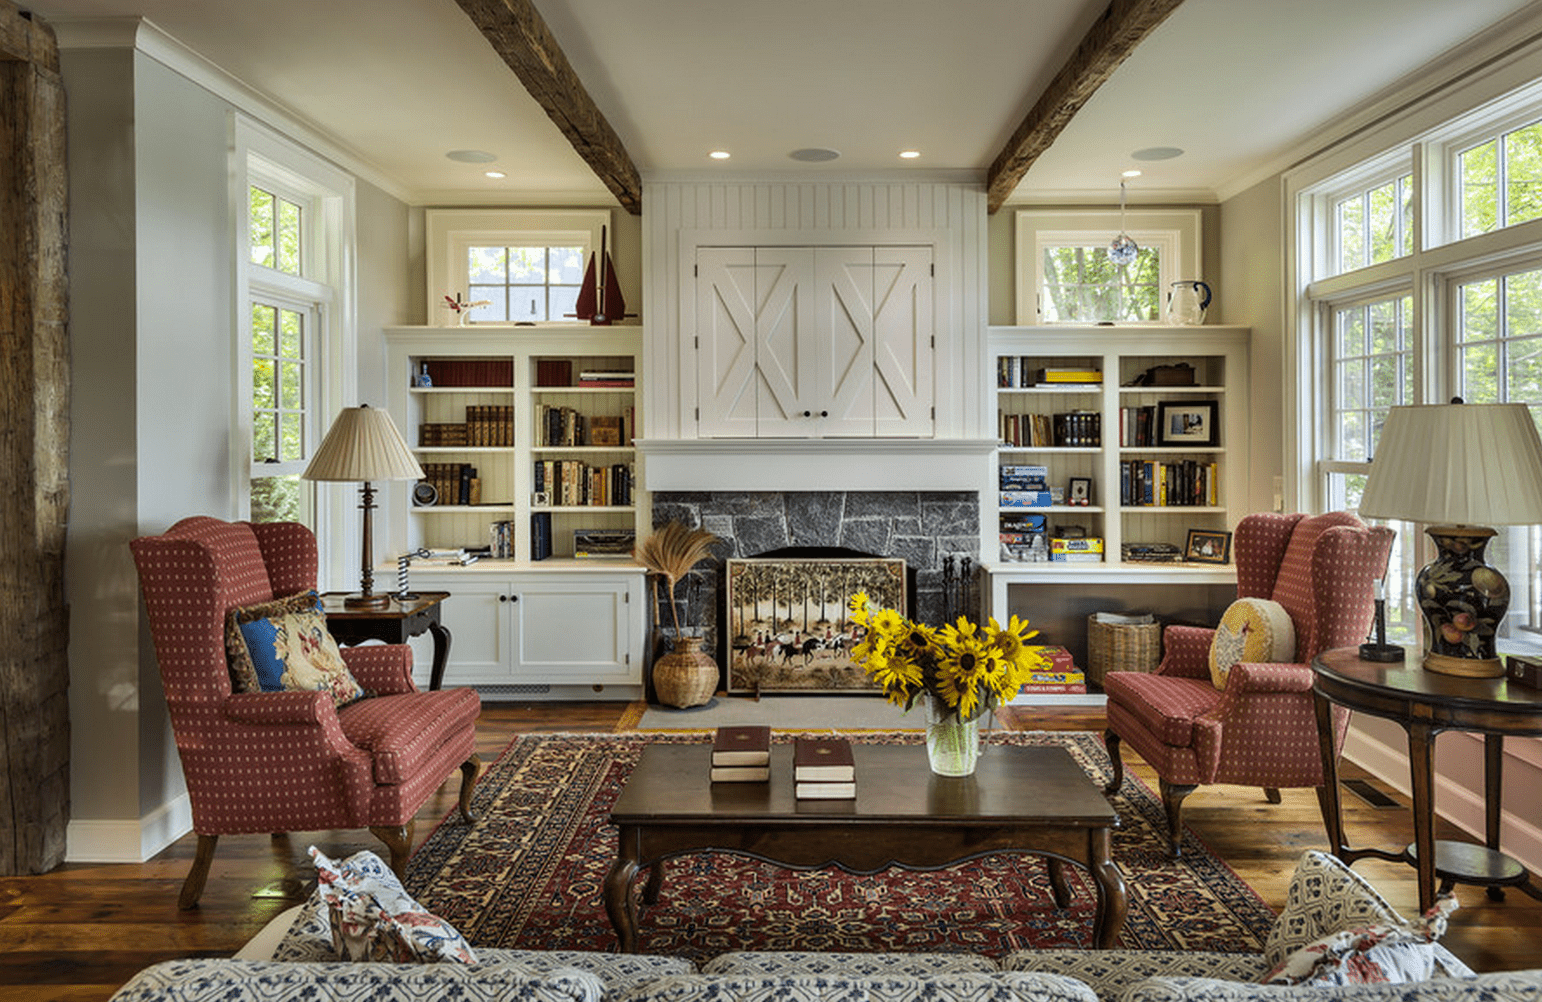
left=532, top=460, right=635, bottom=507
left=536, top=405, right=632, bottom=447
left=578, top=369, right=635, bottom=387
left=419, top=406, right=515, bottom=447
left=488, top=520, right=516, bottom=559
left=419, top=463, right=482, bottom=506
left=530, top=511, right=553, bottom=560
left=996, top=358, right=1102, bottom=389
left=1119, top=459, right=1218, bottom=507
left=708, top=728, right=857, bottom=799
left=419, top=358, right=514, bottom=388
left=999, top=410, right=1101, bottom=448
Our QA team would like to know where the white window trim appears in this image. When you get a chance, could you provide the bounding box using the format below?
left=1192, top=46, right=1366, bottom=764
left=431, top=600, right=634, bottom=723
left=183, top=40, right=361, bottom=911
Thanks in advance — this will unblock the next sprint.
left=425, top=208, right=609, bottom=325
left=1013, top=208, right=1201, bottom=326
left=233, top=115, right=356, bottom=589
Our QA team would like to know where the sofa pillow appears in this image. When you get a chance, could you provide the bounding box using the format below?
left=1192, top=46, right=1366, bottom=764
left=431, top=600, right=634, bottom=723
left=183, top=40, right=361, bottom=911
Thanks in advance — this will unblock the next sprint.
left=1263, top=896, right=1458, bottom=986
left=225, top=590, right=365, bottom=707
left=1208, top=597, right=1296, bottom=689
left=110, top=958, right=605, bottom=1002
left=308, top=847, right=476, bottom=964
left=611, top=973, right=1098, bottom=1002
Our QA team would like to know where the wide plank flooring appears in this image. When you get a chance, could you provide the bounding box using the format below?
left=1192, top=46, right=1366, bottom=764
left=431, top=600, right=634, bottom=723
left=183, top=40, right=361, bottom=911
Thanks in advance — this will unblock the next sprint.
left=2, top=701, right=1537, bottom=1000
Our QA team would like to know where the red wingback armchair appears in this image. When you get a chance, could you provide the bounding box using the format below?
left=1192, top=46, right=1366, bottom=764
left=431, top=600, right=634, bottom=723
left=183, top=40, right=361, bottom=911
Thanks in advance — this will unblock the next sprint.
left=130, top=516, right=482, bottom=908
left=1102, top=511, right=1394, bottom=858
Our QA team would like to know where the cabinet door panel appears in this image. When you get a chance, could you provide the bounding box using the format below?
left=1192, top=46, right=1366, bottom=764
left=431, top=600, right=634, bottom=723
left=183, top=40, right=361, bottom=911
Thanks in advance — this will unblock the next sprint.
left=508, top=576, right=637, bottom=684
left=754, top=248, right=814, bottom=435
left=873, top=246, right=934, bottom=437
left=420, top=577, right=514, bottom=685
left=696, top=247, right=759, bottom=437
left=815, top=247, right=876, bottom=436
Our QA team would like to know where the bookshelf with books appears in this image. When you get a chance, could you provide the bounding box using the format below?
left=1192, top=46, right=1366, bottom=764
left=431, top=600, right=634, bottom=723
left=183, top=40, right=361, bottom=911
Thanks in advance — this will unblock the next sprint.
left=383, top=327, right=647, bottom=700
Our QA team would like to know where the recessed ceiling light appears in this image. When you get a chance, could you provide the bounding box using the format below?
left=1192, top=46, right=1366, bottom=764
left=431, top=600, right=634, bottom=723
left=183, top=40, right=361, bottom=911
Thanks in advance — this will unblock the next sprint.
left=789, top=147, right=840, bottom=162
left=709, top=150, right=731, bottom=160
left=1131, top=146, right=1184, bottom=161
left=899, top=150, right=921, bottom=160
left=446, top=149, right=497, bottom=163
left=484, top=170, right=506, bottom=179
left=1121, top=169, right=1143, bottom=178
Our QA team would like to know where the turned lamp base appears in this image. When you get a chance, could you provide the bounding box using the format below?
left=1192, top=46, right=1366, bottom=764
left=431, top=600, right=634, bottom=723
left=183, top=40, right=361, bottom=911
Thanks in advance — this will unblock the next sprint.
left=1417, top=524, right=1509, bottom=679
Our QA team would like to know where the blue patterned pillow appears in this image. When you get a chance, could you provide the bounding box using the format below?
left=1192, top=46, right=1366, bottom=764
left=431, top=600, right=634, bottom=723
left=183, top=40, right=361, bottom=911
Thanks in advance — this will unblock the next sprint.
left=225, top=590, right=365, bottom=707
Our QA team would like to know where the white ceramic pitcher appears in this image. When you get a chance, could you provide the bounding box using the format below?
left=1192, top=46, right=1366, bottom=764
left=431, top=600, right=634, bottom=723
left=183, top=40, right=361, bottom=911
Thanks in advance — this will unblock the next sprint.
left=1166, top=280, right=1212, bottom=325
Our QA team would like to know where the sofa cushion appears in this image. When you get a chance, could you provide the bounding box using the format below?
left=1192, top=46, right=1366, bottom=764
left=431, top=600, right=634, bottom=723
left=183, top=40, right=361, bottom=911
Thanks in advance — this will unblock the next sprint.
left=1264, top=896, right=1459, bottom=986
left=1101, top=672, right=1221, bottom=747
left=308, top=847, right=475, bottom=964
left=336, top=685, right=482, bottom=785
left=225, top=589, right=365, bottom=706
left=612, top=973, right=1098, bottom=1002
left=1209, top=598, right=1296, bottom=689
left=1001, top=949, right=1268, bottom=999
left=701, top=951, right=996, bottom=977
left=1119, top=970, right=1542, bottom=1002
left=108, top=958, right=605, bottom=1002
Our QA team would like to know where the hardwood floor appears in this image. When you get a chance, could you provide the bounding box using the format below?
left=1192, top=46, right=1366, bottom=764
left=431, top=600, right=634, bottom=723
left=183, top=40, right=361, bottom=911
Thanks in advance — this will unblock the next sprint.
left=3, top=701, right=1538, bottom=1001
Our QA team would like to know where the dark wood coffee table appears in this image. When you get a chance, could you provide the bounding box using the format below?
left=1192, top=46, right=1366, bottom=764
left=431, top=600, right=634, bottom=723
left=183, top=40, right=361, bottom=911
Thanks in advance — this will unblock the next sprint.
left=605, top=742, right=1125, bottom=951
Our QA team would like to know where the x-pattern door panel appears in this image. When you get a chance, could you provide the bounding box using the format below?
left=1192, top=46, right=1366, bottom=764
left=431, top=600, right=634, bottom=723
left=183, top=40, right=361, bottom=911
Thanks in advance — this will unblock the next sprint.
left=874, top=246, right=933, bottom=436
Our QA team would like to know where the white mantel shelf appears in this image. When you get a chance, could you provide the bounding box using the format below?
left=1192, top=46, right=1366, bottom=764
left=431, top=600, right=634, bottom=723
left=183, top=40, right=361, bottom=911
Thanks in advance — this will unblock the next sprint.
left=636, top=437, right=999, bottom=493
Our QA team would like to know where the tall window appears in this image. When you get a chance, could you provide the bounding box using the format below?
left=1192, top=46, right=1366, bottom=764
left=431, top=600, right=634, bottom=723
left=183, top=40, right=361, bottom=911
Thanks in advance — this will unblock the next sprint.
left=1014, top=209, right=1201, bottom=325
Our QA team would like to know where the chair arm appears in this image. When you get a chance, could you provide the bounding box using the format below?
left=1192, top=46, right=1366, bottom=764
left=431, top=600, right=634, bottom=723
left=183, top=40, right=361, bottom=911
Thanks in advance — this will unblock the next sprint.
left=223, top=690, right=335, bottom=726
left=340, top=644, right=417, bottom=694
left=1155, top=624, right=1215, bottom=679
left=1225, top=662, right=1315, bottom=695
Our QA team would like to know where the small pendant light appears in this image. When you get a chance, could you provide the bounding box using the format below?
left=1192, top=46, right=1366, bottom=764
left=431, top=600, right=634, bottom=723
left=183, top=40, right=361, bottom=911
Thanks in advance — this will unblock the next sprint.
left=1109, top=173, right=1139, bottom=266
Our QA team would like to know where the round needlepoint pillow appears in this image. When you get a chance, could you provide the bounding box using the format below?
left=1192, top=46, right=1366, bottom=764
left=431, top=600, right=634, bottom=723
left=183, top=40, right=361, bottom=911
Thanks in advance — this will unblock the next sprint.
left=1208, top=597, right=1296, bottom=690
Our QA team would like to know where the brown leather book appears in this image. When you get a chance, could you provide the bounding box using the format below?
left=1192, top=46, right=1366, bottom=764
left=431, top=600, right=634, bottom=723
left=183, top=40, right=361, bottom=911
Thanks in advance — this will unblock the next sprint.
left=793, top=736, right=855, bottom=782
left=711, top=725, right=771, bottom=766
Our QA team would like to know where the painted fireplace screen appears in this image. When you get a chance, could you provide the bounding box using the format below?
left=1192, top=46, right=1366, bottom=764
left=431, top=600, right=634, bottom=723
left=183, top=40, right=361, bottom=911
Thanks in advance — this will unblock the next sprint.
left=725, top=557, right=906, bottom=694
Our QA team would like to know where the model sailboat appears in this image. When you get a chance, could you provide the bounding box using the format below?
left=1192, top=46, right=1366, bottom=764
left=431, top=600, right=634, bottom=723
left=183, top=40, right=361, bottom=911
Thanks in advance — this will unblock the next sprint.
left=569, top=226, right=632, bottom=326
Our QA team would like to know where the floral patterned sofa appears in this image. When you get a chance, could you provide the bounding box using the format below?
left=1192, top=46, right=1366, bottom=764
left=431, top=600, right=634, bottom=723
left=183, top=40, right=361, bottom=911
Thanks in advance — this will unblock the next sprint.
left=108, top=852, right=1541, bottom=1002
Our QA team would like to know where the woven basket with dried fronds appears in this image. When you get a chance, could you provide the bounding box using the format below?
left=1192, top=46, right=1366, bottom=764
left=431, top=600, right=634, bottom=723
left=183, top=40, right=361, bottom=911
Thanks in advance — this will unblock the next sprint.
left=633, top=521, right=721, bottom=636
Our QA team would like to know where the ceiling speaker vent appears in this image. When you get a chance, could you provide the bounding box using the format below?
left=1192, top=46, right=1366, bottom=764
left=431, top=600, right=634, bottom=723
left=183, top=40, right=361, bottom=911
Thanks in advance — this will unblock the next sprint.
left=789, top=147, right=841, bottom=162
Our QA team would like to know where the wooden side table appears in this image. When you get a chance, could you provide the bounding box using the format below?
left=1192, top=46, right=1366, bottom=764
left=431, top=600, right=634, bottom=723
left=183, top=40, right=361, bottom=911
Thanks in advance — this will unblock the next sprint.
left=1311, top=646, right=1542, bottom=913
left=321, top=591, right=452, bottom=691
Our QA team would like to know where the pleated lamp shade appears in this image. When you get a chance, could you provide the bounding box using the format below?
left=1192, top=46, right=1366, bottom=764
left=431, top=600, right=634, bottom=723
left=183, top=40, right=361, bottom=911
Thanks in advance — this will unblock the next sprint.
left=303, top=405, right=424, bottom=483
left=1359, top=403, right=1542, bottom=526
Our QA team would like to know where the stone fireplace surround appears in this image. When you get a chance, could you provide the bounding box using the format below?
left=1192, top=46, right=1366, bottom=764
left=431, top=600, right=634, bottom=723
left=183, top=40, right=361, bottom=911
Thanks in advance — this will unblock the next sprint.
left=648, top=490, right=980, bottom=673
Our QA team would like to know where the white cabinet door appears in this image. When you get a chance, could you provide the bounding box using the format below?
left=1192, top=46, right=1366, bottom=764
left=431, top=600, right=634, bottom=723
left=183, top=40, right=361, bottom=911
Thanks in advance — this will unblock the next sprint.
left=752, top=247, right=816, bottom=435
left=873, top=245, right=934, bottom=437
left=696, top=247, right=759, bottom=438
left=416, top=576, right=515, bottom=685
left=506, top=573, right=640, bottom=686
left=813, top=246, right=876, bottom=436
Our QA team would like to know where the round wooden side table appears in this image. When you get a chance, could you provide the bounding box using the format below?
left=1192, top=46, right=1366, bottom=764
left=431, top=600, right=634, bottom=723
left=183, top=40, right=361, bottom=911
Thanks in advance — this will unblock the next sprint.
left=1311, top=646, right=1542, bottom=914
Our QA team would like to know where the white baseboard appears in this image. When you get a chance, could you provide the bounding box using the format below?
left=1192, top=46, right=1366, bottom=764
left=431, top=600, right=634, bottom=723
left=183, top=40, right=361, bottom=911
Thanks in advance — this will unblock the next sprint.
left=66, top=793, right=192, bottom=863
left=1341, top=726, right=1542, bottom=875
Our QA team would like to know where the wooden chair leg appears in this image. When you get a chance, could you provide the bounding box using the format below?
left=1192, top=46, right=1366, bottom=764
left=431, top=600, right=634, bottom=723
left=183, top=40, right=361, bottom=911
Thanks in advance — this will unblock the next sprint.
left=179, top=834, right=218, bottom=910
left=1102, top=728, right=1125, bottom=795
left=370, top=822, right=415, bottom=878
left=1159, top=779, right=1197, bottom=859
left=1264, top=787, right=1282, bottom=804
left=458, top=754, right=482, bottom=823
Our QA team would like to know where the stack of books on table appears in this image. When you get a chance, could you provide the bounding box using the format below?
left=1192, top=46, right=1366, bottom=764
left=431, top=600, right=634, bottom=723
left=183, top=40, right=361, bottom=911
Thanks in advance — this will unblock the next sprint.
left=1018, top=646, right=1087, bottom=695
left=709, top=725, right=770, bottom=782
left=793, top=736, right=855, bottom=799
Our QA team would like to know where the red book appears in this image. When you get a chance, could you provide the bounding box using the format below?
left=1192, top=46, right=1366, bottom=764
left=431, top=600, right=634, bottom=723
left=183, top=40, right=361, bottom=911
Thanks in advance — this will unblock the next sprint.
left=793, top=736, right=855, bottom=782
left=712, top=726, right=771, bottom=767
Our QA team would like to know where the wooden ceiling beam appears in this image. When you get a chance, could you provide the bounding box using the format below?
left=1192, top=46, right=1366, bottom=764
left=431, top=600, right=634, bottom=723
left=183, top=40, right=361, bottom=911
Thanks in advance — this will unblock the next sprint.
left=986, top=0, right=1185, bottom=213
left=453, top=0, right=643, bottom=214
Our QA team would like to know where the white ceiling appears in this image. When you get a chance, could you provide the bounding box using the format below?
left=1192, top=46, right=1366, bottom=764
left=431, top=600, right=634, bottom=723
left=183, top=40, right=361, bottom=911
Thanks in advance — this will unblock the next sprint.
left=31, top=0, right=1542, bottom=207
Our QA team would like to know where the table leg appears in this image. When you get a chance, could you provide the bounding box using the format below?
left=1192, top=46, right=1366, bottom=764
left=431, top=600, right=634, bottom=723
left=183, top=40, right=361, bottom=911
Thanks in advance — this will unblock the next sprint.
left=1312, top=689, right=1348, bottom=858
left=1047, top=857, right=1071, bottom=909
left=1407, top=721, right=1438, bottom=915
left=427, top=620, right=452, bottom=691
left=1485, top=734, right=1506, bottom=902
left=643, top=859, right=664, bottom=905
left=604, top=848, right=640, bottom=954
left=1088, top=827, right=1126, bottom=949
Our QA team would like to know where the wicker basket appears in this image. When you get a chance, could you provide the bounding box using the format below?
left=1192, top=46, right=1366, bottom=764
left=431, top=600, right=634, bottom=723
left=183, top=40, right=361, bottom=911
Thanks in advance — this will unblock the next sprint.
left=1086, top=613, right=1162, bottom=687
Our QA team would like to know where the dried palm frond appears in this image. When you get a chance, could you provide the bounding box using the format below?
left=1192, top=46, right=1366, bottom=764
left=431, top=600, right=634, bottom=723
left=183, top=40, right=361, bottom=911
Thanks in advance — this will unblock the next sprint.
left=633, top=521, right=721, bottom=636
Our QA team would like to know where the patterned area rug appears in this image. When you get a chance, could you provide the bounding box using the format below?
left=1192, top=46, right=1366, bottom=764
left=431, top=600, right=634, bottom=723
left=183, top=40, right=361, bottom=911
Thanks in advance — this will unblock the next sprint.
left=404, top=731, right=1275, bottom=963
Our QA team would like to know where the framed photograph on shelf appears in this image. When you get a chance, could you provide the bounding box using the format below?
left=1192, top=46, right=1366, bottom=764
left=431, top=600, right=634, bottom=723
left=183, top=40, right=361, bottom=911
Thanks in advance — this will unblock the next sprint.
left=1156, top=400, right=1219, bottom=446
left=1184, top=528, right=1232, bottom=564
left=1068, top=476, right=1092, bottom=505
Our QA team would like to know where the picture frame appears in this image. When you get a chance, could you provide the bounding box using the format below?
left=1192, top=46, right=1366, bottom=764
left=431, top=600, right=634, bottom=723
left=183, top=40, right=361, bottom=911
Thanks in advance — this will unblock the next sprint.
left=1068, top=476, right=1092, bottom=505
left=1184, top=528, right=1232, bottom=564
left=1156, top=400, right=1219, bottom=446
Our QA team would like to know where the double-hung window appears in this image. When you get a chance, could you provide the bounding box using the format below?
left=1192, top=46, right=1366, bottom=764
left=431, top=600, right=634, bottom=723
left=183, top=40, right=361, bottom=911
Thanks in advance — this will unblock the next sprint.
left=426, top=209, right=609, bottom=325
left=1292, top=80, right=1542, bottom=649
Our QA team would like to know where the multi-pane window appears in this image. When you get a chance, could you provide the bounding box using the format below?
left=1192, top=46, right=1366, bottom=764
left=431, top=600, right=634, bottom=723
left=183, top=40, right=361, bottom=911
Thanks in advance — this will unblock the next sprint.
left=1335, top=174, right=1413, bottom=273
left=467, top=244, right=586, bottom=322
left=1038, top=243, right=1161, bottom=323
left=1459, top=119, right=1542, bottom=237
left=1332, top=296, right=1415, bottom=469
left=1455, top=267, right=1542, bottom=410
left=249, top=185, right=302, bottom=275
left=249, top=300, right=309, bottom=521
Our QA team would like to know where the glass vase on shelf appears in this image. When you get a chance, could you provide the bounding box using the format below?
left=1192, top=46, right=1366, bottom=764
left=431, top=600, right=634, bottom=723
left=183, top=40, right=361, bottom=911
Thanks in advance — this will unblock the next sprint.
left=923, top=697, right=981, bottom=777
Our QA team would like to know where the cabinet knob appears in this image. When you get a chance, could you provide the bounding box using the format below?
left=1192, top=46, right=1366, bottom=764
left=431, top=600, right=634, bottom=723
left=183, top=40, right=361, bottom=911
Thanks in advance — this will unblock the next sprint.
left=499, top=594, right=508, bottom=602
left=803, top=410, right=811, bottom=417
left=820, top=410, right=829, bottom=417
left=509, top=594, right=519, bottom=602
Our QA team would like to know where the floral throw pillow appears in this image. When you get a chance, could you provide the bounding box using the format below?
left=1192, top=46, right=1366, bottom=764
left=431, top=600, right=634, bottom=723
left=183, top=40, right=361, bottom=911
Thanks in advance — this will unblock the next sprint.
left=308, top=847, right=476, bottom=964
left=225, top=590, right=365, bottom=707
left=1263, top=896, right=1459, bottom=986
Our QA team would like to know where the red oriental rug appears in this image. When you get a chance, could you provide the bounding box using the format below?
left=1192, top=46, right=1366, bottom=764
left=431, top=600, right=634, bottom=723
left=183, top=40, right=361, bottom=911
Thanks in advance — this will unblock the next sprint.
left=404, top=731, right=1276, bottom=962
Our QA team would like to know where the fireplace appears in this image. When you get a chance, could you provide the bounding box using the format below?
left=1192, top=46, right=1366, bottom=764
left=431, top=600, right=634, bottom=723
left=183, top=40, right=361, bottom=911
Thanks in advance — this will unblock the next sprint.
left=648, top=491, right=980, bottom=689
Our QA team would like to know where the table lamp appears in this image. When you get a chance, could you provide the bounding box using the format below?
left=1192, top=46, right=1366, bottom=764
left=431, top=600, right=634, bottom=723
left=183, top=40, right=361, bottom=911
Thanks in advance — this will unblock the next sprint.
left=303, top=404, right=424, bottom=608
left=1358, top=401, right=1542, bottom=677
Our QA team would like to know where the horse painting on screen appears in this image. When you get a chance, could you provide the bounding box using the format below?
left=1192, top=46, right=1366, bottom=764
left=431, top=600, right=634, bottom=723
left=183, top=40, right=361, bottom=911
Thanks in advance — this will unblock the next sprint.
left=726, top=557, right=906, bottom=694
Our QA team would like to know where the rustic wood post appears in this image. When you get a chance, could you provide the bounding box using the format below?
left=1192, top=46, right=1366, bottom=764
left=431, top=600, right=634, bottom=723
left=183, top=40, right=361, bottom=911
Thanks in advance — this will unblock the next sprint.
left=0, top=1, right=70, bottom=876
